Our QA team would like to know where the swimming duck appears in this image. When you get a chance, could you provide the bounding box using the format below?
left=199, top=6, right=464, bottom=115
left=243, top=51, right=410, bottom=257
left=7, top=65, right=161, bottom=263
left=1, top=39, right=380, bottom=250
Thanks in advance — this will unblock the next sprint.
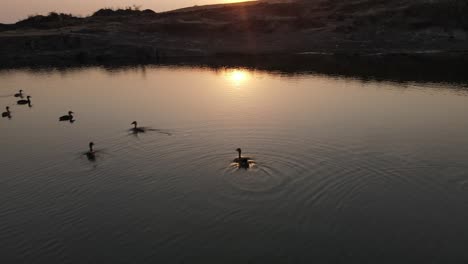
left=131, top=121, right=145, bottom=133
left=14, top=90, right=23, bottom=98
left=2, top=106, right=11, bottom=118
left=233, top=148, right=252, bottom=169
left=86, top=142, right=96, bottom=161
left=59, top=111, right=74, bottom=121
left=17, top=96, right=31, bottom=105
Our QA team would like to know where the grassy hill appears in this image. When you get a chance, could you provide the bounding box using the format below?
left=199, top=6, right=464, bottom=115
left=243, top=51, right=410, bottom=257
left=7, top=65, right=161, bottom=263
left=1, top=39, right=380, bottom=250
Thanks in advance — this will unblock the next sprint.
left=0, top=0, right=467, bottom=65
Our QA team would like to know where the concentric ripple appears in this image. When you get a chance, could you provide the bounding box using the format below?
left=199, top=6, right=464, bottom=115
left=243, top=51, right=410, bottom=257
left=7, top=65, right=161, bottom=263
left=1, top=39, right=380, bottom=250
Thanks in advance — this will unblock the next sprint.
left=221, top=161, right=285, bottom=193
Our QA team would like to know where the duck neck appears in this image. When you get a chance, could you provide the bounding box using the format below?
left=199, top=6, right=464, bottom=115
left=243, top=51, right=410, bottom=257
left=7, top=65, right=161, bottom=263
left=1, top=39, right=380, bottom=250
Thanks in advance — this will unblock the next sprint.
left=134, top=123, right=137, bottom=129
left=238, top=151, right=241, bottom=159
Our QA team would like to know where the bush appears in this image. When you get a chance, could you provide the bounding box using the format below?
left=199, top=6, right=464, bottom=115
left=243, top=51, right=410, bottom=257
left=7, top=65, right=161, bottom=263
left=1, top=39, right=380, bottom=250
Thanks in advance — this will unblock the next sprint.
left=92, top=5, right=155, bottom=17
left=17, top=12, right=79, bottom=28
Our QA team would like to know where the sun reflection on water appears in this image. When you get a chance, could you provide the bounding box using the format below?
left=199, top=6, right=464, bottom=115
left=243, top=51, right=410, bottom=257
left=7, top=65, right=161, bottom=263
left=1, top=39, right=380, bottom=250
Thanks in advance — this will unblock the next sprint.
left=225, top=69, right=250, bottom=87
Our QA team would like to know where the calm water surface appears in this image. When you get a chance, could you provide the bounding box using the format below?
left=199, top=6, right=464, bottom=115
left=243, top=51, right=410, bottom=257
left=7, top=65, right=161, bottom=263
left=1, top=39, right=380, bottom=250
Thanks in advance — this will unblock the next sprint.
left=1, top=66, right=468, bottom=263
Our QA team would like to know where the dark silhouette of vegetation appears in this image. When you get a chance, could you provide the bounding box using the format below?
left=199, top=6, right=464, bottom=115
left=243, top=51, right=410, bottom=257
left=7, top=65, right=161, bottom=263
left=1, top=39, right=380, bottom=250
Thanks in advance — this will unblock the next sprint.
left=92, top=6, right=155, bottom=17
left=15, top=12, right=81, bottom=29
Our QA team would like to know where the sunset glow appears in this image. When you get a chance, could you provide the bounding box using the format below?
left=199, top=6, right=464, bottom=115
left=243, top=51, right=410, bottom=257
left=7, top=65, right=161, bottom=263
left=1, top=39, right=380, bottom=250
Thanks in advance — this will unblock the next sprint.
left=221, top=0, right=251, bottom=3
left=225, top=69, right=250, bottom=87
left=0, top=0, right=255, bottom=23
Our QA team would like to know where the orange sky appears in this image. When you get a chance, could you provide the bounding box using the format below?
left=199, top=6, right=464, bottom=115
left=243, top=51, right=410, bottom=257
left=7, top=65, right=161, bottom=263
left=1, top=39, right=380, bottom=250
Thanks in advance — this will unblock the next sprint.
left=0, top=0, right=252, bottom=23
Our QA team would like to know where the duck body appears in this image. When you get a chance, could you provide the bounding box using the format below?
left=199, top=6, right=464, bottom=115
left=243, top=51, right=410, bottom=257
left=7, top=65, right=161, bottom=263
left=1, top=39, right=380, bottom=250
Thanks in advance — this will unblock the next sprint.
left=17, top=96, right=31, bottom=105
left=234, top=157, right=251, bottom=168
left=132, top=127, right=145, bottom=133
left=86, top=152, right=96, bottom=161
left=234, top=148, right=252, bottom=169
left=59, top=111, right=74, bottom=121
left=14, top=90, right=23, bottom=98
left=2, top=107, right=10, bottom=118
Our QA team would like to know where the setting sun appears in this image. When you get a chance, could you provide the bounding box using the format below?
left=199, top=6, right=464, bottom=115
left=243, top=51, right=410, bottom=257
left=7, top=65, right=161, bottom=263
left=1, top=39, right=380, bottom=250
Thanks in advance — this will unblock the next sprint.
left=221, top=0, right=252, bottom=3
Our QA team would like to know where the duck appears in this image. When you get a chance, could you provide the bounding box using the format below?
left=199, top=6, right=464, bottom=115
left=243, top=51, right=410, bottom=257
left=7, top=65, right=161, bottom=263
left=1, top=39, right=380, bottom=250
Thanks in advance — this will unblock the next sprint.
left=233, top=148, right=252, bottom=169
left=2, top=106, right=11, bottom=118
left=130, top=121, right=145, bottom=133
left=14, top=90, right=23, bottom=98
left=86, top=142, right=96, bottom=161
left=59, top=111, right=74, bottom=121
left=17, top=96, right=31, bottom=105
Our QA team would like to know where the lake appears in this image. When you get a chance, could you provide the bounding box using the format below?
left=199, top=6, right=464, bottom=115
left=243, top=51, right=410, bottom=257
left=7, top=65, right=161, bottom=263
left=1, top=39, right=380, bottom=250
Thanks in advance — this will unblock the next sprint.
left=1, top=63, right=468, bottom=263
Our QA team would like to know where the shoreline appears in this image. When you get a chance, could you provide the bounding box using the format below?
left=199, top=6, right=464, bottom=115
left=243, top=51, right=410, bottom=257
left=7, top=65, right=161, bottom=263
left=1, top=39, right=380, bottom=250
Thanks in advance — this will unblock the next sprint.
left=1, top=47, right=468, bottom=66
left=2, top=52, right=467, bottom=85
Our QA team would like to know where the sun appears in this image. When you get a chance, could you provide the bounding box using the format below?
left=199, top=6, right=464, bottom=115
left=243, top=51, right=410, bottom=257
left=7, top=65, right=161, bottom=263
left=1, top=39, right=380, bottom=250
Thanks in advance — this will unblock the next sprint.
left=221, top=0, right=251, bottom=3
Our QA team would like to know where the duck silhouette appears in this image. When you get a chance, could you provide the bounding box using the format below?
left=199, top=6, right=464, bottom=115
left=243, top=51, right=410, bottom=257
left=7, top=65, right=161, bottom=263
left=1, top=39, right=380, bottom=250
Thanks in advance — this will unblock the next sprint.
left=86, top=142, right=96, bottom=161
left=59, top=111, right=74, bottom=121
left=17, top=96, right=31, bottom=106
left=130, top=121, right=145, bottom=133
left=2, top=106, right=11, bottom=118
left=233, top=148, right=252, bottom=169
left=14, top=90, right=23, bottom=98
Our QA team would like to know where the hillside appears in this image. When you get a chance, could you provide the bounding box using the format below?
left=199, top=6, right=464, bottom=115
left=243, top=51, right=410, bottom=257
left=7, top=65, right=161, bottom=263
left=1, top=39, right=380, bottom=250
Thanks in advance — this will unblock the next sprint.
left=0, top=0, right=467, bottom=66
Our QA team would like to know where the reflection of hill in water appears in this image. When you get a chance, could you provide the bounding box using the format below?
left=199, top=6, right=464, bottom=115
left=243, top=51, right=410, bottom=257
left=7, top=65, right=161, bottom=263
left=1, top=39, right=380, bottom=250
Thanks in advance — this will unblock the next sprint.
left=160, top=54, right=468, bottom=85
left=5, top=54, right=467, bottom=86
